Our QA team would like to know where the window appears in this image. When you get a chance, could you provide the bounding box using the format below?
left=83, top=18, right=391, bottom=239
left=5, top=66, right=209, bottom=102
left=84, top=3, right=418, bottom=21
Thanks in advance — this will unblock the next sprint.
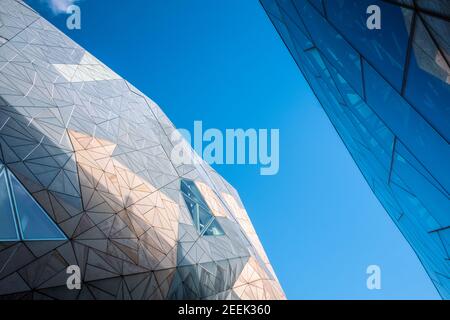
left=180, top=179, right=224, bottom=236
left=0, top=167, right=19, bottom=241
left=0, top=164, right=67, bottom=241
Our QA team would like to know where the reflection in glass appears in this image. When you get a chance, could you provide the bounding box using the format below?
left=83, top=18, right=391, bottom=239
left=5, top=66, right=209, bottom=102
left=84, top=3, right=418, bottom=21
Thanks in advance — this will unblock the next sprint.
left=8, top=171, right=66, bottom=241
left=0, top=168, right=19, bottom=241
left=180, top=179, right=224, bottom=236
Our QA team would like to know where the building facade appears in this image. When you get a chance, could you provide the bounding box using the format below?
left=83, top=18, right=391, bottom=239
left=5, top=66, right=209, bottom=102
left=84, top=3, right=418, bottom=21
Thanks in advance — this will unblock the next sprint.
left=0, top=0, right=285, bottom=300
left=261, top=0, right=449, bottom=298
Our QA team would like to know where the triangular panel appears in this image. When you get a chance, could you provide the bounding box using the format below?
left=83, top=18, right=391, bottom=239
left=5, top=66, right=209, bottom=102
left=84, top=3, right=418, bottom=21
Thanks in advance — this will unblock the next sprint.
left=8, top=170, right=67, bottom=241
left=0, top=166, right=20, bottom=241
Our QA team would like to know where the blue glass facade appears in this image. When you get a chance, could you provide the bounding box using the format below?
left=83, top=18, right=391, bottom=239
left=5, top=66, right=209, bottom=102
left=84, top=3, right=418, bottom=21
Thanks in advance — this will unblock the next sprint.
left=261, top=0, right=450, bottom=298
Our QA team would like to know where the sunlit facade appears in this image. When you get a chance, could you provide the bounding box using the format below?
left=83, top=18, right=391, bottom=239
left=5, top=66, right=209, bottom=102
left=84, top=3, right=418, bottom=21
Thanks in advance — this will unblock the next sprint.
left=261, top=0, right=450, bottom=298
left=0, top=0, right=285, bottom=300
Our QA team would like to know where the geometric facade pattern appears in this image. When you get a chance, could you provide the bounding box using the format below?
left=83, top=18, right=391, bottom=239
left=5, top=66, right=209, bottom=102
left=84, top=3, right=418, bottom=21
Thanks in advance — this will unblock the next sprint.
left=0, top=0, right=285, bottom=299
left=260, top=0, right=449, bottom=299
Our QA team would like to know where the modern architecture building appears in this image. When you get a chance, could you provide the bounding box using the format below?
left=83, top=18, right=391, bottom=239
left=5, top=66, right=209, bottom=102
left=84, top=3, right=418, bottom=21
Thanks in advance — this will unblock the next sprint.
left=261, top=0, right=449, bottom=298
left=0, top=0, right=285, bottom=300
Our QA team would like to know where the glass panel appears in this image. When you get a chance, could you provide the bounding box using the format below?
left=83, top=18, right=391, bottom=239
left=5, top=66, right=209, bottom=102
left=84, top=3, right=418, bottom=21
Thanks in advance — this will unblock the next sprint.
left=8, top=171, right=66, bottom=241
left=392, top=146, right=450, bottom=228
left=184, top=195, right=200, bottom=232
left=180, top=179, right=224, bottom=237
left=278, top=0, right=312, bottom=39
left=364, top=60, right=450, bottom=192
left=415, top=0, right=450, bottom=17
left=278, top=3, right=314, bottom=50
left=405, top=16, right=450, bottom=141
left=0, top=170, right=19, bottom=241
left=325, top=0, right=412, bottom=91
left=295, top=0, right=364, bottom=97
left=181, top=179, right=208, bottom=208
left=198, top=205, right=214, bottom=232
left=390, top=0, right=414, bottom=5
left=308, top=0, right=325, bottom=16
left=260, top=0, right=283, bottom=20
left=421, top=14, right=449, bottom=60
left=203, top=219, right=225, bottom=236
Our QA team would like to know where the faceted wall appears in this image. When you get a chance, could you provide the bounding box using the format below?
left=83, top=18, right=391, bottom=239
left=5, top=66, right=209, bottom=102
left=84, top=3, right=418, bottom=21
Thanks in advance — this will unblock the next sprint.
left=260, top=0, right=449, bottom=298
left=0, top=0, right=285, bottom=300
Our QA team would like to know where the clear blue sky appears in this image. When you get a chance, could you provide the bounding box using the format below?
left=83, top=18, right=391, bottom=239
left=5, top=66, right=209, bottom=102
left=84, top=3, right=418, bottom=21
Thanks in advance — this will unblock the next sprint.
left=25, top=0, right=440, bottom=299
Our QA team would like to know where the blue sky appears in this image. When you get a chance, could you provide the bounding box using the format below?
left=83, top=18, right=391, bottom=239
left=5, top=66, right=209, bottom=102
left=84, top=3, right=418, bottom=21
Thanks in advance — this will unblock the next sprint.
left=25, top=0, right=440, bottom=299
